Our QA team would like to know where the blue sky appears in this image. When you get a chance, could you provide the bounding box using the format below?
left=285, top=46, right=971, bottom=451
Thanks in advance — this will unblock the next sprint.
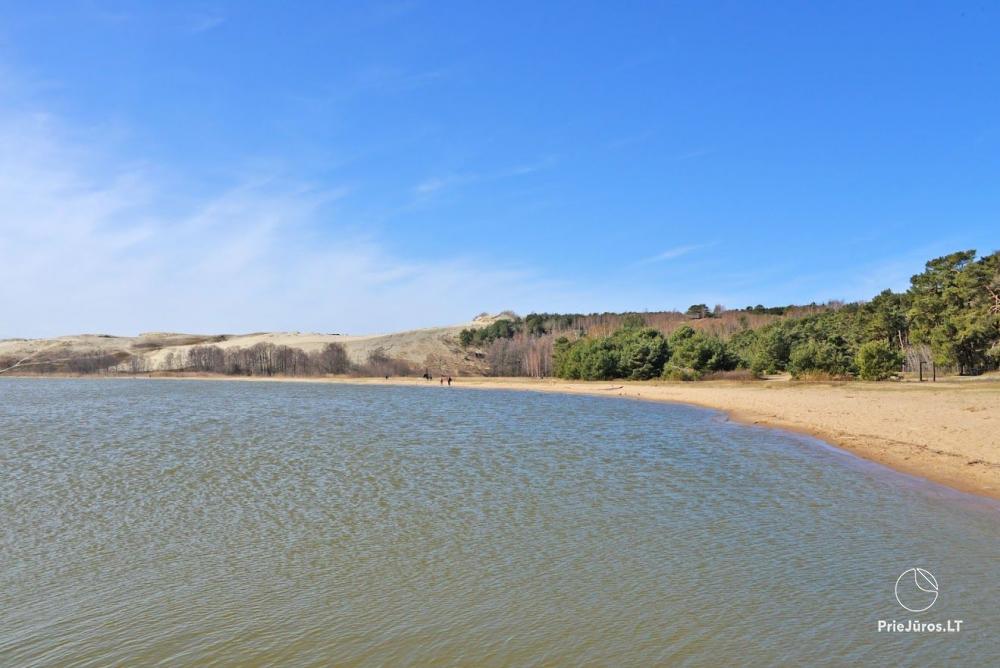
left=1, top=2, right=997, bottom=336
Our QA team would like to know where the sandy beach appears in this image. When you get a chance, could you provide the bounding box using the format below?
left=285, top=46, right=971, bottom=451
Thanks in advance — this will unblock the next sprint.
left=124, top=373, right=998, bottom=501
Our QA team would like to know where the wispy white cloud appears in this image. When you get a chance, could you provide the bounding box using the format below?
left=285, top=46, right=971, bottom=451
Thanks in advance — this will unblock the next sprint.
left=634, top=243, right=709, bottom=266
left=606, top=131, right=655, bottom=150
left=413, top=174, right=471, bottom=195
left=188, top=12, right=226, bottom=34
left=673, top=148, right=712, bottom=160
left=412, top=157, right=554, bottom=198
left=365, top=1, right=421, bottom=24
left=0, top=108, right=571, bottom=338
left=355, top=65, right=452, bottom=93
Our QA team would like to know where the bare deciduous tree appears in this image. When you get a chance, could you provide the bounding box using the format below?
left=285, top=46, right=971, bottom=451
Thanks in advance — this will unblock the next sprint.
left=317, top=343, right=350, bottom=374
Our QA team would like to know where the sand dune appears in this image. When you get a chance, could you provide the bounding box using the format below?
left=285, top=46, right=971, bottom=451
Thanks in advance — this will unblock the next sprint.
left=0, top=315, right=499, bottom=375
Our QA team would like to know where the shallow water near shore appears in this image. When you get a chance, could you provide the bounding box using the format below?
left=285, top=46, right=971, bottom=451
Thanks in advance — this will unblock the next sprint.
left=1, top=378, right=997, bottom=666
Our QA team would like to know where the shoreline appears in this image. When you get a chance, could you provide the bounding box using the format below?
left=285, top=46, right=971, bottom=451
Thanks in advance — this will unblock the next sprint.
left=5, top=372, right=999, bottom=502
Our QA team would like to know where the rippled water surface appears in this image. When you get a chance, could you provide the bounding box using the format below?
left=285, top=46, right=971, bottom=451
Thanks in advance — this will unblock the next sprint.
left=1, top=378, right=997, bottom=666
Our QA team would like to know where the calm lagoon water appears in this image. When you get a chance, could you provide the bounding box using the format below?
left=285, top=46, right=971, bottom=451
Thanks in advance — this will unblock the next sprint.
left=1, top=378, right=997, bottom=666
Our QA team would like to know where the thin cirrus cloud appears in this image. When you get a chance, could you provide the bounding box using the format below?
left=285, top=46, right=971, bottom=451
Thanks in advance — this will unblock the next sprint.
left=412, top=158, right=554, bottom=198
left=188, top=13, right=226, bottom=34
left=0, top=108, right=575, bottom=338
left=634, top=243, right=710, bottom=266
left=413, top=174, right=473, bottom=196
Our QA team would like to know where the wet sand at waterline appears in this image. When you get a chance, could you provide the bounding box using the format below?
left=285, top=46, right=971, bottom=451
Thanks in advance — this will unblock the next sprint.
left=142, top=373, right=1000, bottom=501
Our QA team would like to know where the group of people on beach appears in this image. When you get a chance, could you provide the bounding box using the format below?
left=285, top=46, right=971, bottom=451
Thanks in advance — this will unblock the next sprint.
left=421, top=370, right=452, bottom=385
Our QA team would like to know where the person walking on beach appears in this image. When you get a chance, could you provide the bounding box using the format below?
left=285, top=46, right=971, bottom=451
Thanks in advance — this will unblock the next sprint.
left=440, top=377, right=444, bottom=386
left=447, top=377, right=452, bottom=386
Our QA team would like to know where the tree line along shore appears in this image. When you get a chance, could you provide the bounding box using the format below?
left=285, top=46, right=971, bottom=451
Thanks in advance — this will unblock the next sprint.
left=460, top=249, right=999, bottom=381
left=2, top=249, right=998, bottom=382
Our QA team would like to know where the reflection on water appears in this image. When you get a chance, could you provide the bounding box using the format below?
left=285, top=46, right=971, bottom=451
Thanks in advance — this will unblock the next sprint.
left=1, top=379, right=996, bottom=666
